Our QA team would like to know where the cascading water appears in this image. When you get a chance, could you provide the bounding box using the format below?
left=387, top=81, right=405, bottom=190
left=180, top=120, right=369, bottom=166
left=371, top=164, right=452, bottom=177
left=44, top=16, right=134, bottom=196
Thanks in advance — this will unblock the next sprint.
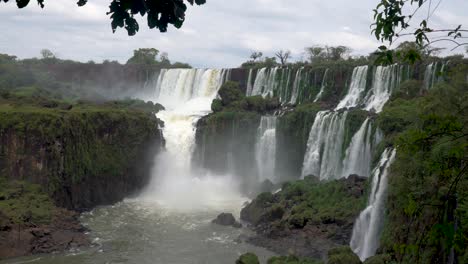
left=246, top=69, right=254, bottom=96
left=335, top=66, right=368, bottom=110
left=314, top=69, right=329, bottom=102
left=363, top=65, right=402, bottom=113
left=424, top=62, right=447, bottom=90
left=250, top=67, right=279, bottom=98
left=350, top=148, right=397, bottom=261
left=341, top=118, right=382, bottom=178
left=143, top=68, right=244, bottom=211
left=255, top=116, right=277, bottom=183
left=301, top=111, right=348, bottom=180
left=289, top=67, right=304, bottom=104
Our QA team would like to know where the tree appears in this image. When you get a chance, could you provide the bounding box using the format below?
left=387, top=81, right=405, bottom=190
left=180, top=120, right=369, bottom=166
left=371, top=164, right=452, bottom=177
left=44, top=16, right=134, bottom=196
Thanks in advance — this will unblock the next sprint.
left=325, top=45, right=351, bottom=61
left=126, top=48, right=159, bottom=65
left=305, top=46, right=325, bottom=63
left=275, top=50, right=291, bottom=66
left=262, top=57, right=278, bottom=68
left=1, top=0, right=206, bottom=36
left=372, top=0, right=467, bottom=63
left=250, top=51, right=263, bottom=62
left=305, top=45, right=350, bottom=62
left=159, top=52, right=171, bottom=67
left=40, top=49, right=55, bottom=59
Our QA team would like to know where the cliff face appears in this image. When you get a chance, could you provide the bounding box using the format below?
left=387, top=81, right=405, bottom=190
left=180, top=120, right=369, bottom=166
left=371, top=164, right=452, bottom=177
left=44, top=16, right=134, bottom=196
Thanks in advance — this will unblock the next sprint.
left=0, top=109, right=164, bottom=210
left=193, top=111, right=261, bottom=185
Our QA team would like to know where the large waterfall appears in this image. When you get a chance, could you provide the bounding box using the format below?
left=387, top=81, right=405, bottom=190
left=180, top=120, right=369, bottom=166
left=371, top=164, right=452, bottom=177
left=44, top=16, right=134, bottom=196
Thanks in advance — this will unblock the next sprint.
left=350, top=148, right=397, bottom=261
left=143, top=68, right=244, bottom=210
left=301, top=111, right=348, bottom=180
left=334, top=64, right=406, bottom=113
left=250, top=68, right=279, bottom=98
left=342, top=118, right=382, bottom=178
left=255, top=116, right=278, bottom=183
left=335, top=66, right=368, bottom=110
left=363, top=65, right=402, bottom=113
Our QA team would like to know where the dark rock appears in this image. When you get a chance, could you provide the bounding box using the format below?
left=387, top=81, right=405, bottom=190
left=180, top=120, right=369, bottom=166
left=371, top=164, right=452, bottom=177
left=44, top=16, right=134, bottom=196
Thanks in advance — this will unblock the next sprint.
left=212, top=213, right=242, bottom=228
left=0, top=209, right=89, bottom=259
left=343, top=174, right=367, bottom=198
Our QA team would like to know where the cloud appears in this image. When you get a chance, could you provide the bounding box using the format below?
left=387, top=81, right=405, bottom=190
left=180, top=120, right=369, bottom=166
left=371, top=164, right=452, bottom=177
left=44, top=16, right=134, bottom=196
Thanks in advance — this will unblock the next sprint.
left=0, top=0, right=466, bottom=68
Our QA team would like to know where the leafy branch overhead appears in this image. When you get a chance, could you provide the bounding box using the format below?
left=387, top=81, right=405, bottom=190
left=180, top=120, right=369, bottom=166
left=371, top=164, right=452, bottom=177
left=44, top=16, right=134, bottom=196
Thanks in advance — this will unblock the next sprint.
left=0, top=0, right=206, bottom=36
left=372, top=0, right=467, bottom=64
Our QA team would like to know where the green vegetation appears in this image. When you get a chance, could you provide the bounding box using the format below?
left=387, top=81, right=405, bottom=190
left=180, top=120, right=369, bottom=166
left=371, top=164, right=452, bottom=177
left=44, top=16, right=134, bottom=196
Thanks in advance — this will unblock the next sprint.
left=0, top=50, right=189, bottom=102
left=236, top=249, right=363, bottom=264
left=372, top=1, right=467, bottom=63
left=327, top=247, right=361, bottom=264
left=268, top=255, right=322, bottom=264
left=214, top=81, right=280, bottom=113
left=242, top=176, right=366, bottom=230
left=0, top=177, right=57, bottom=225
left=236, top=253, right=321, bottom=264
left=376, top=64, right=468, bottom=262
left=236, top=253, right=260, bottom=264
left=0, top=88, right=162, bottom=209
left=276, top=103, right=322, bottom=179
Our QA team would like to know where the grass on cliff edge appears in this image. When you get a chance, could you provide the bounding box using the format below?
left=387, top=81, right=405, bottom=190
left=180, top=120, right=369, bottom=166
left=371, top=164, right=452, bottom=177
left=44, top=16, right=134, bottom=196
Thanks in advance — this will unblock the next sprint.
left=0, top=177, right=57, bottom=225
left=244, top=176, right=367, bottom=230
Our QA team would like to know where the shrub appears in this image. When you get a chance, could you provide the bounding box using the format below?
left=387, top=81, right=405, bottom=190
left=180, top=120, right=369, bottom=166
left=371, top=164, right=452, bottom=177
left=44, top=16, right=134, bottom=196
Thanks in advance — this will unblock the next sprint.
left=219, top=81, right=244, bottom=106
left=236, top=253, right=260, bottom=264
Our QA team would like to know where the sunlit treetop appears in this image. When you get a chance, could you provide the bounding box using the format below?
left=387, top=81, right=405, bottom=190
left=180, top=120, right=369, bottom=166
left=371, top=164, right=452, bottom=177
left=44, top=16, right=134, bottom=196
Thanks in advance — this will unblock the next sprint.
left=0, top=0, right=206, bottom=36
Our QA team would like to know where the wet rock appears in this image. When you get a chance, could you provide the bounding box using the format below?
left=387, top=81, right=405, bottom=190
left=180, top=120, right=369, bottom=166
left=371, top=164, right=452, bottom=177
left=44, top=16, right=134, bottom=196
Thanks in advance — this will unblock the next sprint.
left=212, top=213, right=242, bottom=228
left=0, top=209, right=89, bottom=259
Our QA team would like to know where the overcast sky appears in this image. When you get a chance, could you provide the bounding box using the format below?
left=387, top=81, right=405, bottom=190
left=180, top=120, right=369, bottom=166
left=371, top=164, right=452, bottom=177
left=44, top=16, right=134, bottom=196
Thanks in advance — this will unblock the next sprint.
left=1, top=0, right=467, bottom=68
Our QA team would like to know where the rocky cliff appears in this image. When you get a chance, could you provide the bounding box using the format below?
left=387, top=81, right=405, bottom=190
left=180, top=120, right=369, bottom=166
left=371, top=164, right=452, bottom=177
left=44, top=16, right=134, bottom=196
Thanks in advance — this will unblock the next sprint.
left=0, top=107, right=164, bottom=210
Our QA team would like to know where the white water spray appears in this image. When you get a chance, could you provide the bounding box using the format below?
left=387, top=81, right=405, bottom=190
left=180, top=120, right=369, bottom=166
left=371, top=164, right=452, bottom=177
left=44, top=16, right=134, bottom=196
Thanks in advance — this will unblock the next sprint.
left=314, top=69, right=329, bottom=102
left=342, top=118, right=382, bottom=178
left=301, top=111, right=348, bottom=180
left=142, top=69, right=245, bottom=211
left=335, top=66, right=368, bottom=110
left=363, top=65, right=402, bottom=113
left=255, top=116, right=278, bottom=183
left=350, top=148, right=397, bottom=261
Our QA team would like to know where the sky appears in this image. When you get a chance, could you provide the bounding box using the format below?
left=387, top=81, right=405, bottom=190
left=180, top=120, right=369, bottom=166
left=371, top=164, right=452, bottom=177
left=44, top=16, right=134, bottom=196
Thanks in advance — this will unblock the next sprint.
left=0, top=0, right=467, bottom=68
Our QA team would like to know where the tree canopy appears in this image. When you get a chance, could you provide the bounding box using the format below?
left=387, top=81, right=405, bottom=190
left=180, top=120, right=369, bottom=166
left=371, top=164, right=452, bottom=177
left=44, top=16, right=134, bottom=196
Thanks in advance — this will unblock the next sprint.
left=0, top=0, right=206, bottom=36
left=372, top=0, right=467, bottom=63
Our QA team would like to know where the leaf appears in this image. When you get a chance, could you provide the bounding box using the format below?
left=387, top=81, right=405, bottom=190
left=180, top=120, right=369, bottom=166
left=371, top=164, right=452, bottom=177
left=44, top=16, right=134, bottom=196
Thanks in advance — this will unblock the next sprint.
left=16, top=0, right=30, bottom=8
left=76, top=0, right=87, bottom=7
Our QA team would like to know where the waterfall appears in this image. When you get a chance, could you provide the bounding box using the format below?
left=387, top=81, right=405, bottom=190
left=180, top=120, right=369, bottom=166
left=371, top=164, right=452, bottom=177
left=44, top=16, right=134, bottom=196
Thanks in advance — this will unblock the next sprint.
left=144, top=68, right=243, bottom=210
left=342, top=118, right=382, bottom=178
left=255, top=116, right=277, bottom=183
left=301, top=111, right=348, bottom=180
left=350, top=148, right=397, bottom=261
left=289, top=67, right=304, bottom=104
left=363, top=65, right=402, bottom=113
left=314, top=69, right=329, bottom=102
left=251, top=67, right=279, bottom=98
left=246, top=69, right=254, bottom=96
left=424, top=62, right=447, bottom=90
left=335, top=66, right=369, bottom=110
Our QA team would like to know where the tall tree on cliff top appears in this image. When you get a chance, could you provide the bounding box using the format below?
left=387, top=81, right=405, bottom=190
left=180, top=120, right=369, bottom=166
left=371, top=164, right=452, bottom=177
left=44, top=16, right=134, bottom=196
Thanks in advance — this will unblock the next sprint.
left=0, top=0, right=206, bottom=36
left=372, top=0, right=467, bottom=63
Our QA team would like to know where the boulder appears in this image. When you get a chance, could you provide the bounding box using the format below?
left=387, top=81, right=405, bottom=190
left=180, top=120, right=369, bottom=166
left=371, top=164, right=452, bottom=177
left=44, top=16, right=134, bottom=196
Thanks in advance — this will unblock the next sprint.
left=212, top=213, right=242, bottom=228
